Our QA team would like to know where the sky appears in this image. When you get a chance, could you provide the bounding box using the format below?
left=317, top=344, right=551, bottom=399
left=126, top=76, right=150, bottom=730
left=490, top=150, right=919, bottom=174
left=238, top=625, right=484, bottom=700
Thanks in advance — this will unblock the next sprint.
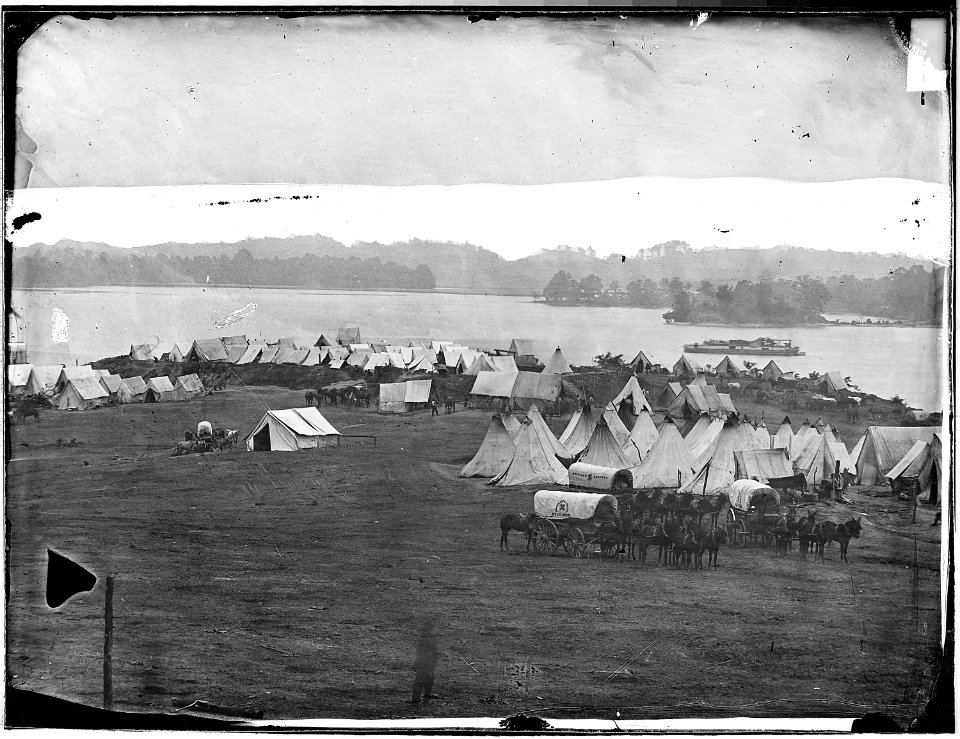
left=10, top=13, right=952, bottom=260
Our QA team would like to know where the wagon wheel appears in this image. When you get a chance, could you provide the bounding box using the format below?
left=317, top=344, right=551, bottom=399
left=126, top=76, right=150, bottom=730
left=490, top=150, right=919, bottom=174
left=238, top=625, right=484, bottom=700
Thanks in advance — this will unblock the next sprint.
left=531, top=519, right=558, bottom=556
left=563, top=527, right=587, bottom=559
left=600, top=536, right=619, bottom=559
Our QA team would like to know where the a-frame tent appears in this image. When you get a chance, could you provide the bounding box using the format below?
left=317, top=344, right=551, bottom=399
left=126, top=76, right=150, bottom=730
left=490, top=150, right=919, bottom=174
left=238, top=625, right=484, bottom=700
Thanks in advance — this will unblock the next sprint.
left=56, top=376, right=110, bottom=410
left=629, top=416, right=696, bottom=490
left=130, top=344, right=155, bottom=361
left=459, top=415, right=516, bottom=478
left=145, top=376, right=175, bottom=402
left=611, top=376, right=653, bottom=415
left=246, top=407, right=340, bottom=451
left=755, top=421, right=771, bottom=449
left=490, top=418, right=569, bottom=487
left=161, top=344, right=184, bottom=362
left=118, top=376, right=148, bottom=403
left=629, top=349, right=657, bottom=373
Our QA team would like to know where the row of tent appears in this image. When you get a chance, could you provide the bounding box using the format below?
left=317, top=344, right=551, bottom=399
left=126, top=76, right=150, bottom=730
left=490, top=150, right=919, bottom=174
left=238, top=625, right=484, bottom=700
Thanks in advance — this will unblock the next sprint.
left=7, top=363, right=205, bottom=409
left=671, top=355, right=851, bottom=395
left=138, top=334, right=576, bottom=377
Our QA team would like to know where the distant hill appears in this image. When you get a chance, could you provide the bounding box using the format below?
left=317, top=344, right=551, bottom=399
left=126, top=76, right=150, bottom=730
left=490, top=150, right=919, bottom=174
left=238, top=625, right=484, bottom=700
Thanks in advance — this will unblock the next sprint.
left=14, top=236, right=937, bottom=293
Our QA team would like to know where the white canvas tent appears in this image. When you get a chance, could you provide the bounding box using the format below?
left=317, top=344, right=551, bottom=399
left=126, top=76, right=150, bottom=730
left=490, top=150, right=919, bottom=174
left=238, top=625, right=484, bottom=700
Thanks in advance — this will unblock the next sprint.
left=7, top=364, right=33, bottom=396
left=526, top=403, right=573, bottom=462
left=145, top=376, right=175, bottom=402
left=490, top=418, right=569, bottom=487
left=856, top=426, right=940, bottom=486
left=99, top=373, right=122, bottom=396
left=541, top=347, right=573, bottom=375
left=471, top=371, right=518, bottom=399
left=558, top=404, right=597, bottom=458
left=501, top=409, right=523, bottom=438
left=56, top=376, right=110, bottom=410
left=629, top=417, right=695, bottom=490
left=459, top=415, right=516, bottom=478
left=611, top=376, right=653, bottom=415
left=118, top=376, right=148, bottom=403
left=246, top=407, right=340, bottom=451
left=378, top=380, right=433, bottom=413
left=628, top=409, right=660, bottom=460
left=25, top=365, right=64, bottom=397
left=579, top=415, right=636, bottom=469
left=173, top=373, right=205, bottom=401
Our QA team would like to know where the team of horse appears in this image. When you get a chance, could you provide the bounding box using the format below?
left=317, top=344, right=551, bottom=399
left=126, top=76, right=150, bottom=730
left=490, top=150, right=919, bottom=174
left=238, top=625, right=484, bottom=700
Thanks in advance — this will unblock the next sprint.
left=305, top=386, right=371, bottom=407
left=499, top=500, right=863, bottom=567
left=172, top=428, right=239, bottom=456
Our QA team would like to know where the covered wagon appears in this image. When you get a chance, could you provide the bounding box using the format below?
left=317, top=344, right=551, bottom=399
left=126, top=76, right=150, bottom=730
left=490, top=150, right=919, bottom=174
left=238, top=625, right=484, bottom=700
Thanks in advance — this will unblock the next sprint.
left=529, top=490, right=620, bottom=558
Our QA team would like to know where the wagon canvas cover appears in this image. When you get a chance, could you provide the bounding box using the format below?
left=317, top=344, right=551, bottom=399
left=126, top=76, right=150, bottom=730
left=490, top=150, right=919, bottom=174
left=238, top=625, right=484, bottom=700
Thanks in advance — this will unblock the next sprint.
left=533, top=490, right=617, bottom=520
left=724, top=479, right=780, bottom=510
left=568, top=463, right=633, bottom=491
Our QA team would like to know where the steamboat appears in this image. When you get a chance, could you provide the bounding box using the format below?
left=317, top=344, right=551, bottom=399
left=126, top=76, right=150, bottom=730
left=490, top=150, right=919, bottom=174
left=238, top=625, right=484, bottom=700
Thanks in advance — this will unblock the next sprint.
left=683, top=337, right=804, bottom=356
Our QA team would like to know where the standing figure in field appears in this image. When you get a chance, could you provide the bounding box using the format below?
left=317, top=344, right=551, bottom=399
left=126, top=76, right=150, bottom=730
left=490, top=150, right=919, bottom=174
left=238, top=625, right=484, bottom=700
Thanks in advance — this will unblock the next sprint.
left=431, top=399, right=439, bottom=417
left=410, top=621, right=440, bottom=705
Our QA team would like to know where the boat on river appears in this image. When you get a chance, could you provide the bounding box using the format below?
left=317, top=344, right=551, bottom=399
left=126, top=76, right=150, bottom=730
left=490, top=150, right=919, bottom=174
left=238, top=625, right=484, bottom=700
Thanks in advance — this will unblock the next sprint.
left=683, top=337, right=804, bottom=356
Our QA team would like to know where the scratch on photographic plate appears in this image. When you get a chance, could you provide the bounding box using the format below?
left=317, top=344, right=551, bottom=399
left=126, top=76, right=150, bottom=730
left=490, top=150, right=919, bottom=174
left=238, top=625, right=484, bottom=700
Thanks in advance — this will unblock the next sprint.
left=214, top=302, right=257, bottom=329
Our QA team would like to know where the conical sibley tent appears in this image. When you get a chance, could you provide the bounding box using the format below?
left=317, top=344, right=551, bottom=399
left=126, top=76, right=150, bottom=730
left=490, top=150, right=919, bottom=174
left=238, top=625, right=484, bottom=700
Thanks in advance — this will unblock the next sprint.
left=541, top=347, right=573, bottom=374
left=579, top=415, right=633, bottom=468
left=628, top=408, right=659, bottom=460
left=602, top=403, right=631, bottom=448
left=491, top=418, right=569, bottom=486
left=797, top=419, right=814, bottom=436
left=775, top=416, right=794, bottom=437
left=559, top=404, right=597, bottom=458
left=734, top=419, right=763, bottom=452
left=687, top=417, right=725, bottom=463
left=527, top=403, right=573, bottom=463
left=460, top=415, right=516, bottom=478
left=629, top=416, right=696, bottom=489
left=682, top=419, right=746, bottom=494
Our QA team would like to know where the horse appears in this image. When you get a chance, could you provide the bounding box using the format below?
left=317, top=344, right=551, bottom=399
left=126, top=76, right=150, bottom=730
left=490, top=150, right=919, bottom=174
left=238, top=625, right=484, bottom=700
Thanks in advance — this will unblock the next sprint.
left=184, top=430, right=195, bottom=442
left=599, top=508, right=636, bottom=562
left=304, top=389, right=321, bottom=408
left=172, top=439, right=198, bottom=457
left=11, top=396, right=45, bottom=424
left=832, top=517, right=862, bottom=562
left=444, top=398, right=456, bottom=414
left=811, top=520, right=838, bottom=562
left=500, top=513, right=537, bottom=551
left=225, top=429, right=239, bottom=446
left=697, top=526, right=727, bottom=569
left=672, top=521, right=700, bottom=570
left=797, top=512, right=817, bottom=560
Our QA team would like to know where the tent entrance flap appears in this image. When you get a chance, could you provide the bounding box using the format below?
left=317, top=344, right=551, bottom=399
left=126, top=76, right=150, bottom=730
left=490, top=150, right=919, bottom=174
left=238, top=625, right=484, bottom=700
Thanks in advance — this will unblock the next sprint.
left=253, top=425, right=272, bottom=452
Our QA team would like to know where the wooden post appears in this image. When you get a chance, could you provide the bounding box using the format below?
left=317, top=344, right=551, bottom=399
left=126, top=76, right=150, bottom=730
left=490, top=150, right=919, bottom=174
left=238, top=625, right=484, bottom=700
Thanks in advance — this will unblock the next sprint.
left=104, top=574, right=114, bottom=711
left=702, top=462, right=711, bottom=497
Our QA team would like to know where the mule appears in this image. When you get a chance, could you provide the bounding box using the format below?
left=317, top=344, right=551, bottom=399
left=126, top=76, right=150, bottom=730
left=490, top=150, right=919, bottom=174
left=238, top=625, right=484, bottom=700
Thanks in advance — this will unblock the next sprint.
left=831, top=517, right=862, bottom=562
left=697, top=526, right=727, bottom=569
left=304, top=389, right=321, bottom=408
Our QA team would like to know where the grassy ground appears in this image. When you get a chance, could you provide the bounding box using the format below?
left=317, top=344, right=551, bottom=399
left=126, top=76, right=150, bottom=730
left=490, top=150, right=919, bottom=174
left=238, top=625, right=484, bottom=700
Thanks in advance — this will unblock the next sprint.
left=6, top=385, right=942, bottom=725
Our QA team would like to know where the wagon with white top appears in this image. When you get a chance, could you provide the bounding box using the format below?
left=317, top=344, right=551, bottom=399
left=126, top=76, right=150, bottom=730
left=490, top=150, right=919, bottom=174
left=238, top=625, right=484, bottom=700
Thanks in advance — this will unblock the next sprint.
left=529, top=490, right=621, bottom=559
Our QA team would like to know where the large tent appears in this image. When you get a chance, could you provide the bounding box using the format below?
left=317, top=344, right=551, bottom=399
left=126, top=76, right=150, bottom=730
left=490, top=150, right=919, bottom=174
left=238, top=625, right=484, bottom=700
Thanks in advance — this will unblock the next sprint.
left=185, top=338, right=229, bottom=362
left=173, top=373, right=205, bottom=401
left=667, top=384, right=736, bottom=419
left=686, top=417, right=726, bottom=462
left=378, top=380, right=433, bottom=413
left=463, top=354, right=497, bottom=375
left=487, top=355, right=519, bottom=373
left=511, top=372, right=562, bottom=409
left=509, top=339, right=538, bottom=358
left=628, top=409, right=660, bottom=460
left=884, top=440, right=930, bottom=484
left=490, top=418, right=569, bottom=487
left=300, top=347, right=322, bottom=366
left=761, top=360, right=784, bottom=382
left=314, top=334, right=336, bottom=347
left=734, top=448, right=793, bottom=482
left=25, top=365, right=64, bottom=397
left=819, top=371, right=850, bottom=396
left=257, top=346, right=280, bottom=364
left=541, top=347, right=573, bottom=375
left=406, top=355, right=437, bottom=373
left=629, top=416, right=695, bottom=490
left=145, top=376, right=175, bottom=402
left=611, top=376, right=653, bottom=415
left=118, top=376, right=148, bottom=403
left=526, top=403, right=573, bottom=463
left=246, top=407, right=340, bottom=451
left=54, top=366, right=95, bottom=396
left=56, top=376, right=110, bottom=410
left=223, top=344, right=249, bottom=363
left=601, top=403, right=635, bottom=458
left=459, top=415, right=516, bottom=478
left=558, top=404, right=597, bottom=457
left=471, top=371, right=518, bottom=400
left=856, top=427, right=940, bottom=486
left=273, top=348, right=309, bottom=365
left=578, top=415, right=635, bottom=469
left=681, top=419, right=750, bottom=495
left=7, top=364, right=33, bottom=396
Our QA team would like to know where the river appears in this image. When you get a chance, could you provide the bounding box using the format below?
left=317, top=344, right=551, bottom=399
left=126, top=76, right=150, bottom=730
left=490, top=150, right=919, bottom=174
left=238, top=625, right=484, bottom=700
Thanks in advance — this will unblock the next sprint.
left=11, top=286, right=946, bottom=411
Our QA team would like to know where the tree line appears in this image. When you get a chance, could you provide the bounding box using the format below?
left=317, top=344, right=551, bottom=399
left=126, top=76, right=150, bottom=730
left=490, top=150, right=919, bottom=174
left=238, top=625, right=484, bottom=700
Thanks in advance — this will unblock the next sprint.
left=12, top=248, right=437, bottom=291
left=542, top=266, right=944, bottom=325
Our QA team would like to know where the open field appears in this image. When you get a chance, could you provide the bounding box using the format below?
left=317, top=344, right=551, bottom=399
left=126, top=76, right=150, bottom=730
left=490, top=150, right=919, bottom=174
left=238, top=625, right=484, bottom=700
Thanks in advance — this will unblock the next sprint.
left=6, top=386, right=943, bottom=724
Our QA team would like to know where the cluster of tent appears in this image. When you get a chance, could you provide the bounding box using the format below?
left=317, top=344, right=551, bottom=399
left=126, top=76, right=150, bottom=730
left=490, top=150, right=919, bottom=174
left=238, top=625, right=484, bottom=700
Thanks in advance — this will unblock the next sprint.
left=7, top=363, right=205, bottom=410
left=137, top=331, right=564, bottom=378
left=670, top=354, right=852, bottom=397
left=467, top=346, right=579, bottom=409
